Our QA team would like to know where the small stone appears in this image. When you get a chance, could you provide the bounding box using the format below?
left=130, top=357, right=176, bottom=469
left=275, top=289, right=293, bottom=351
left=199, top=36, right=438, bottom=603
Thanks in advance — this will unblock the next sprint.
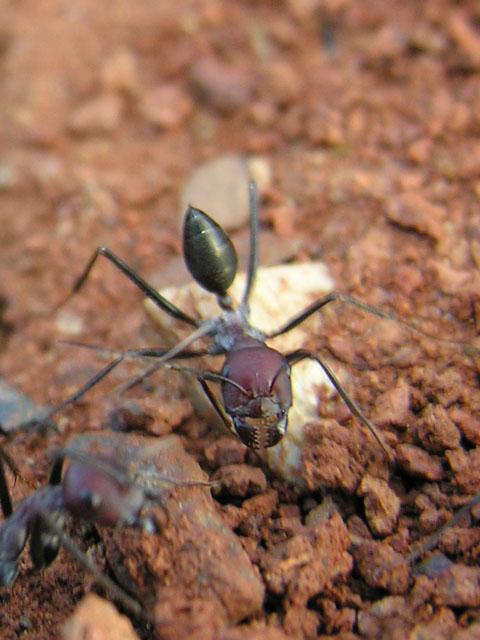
left=100, top=48, right=140, bottom=94
left=354, top=540, right=412, bottom=594
left=431, top=260, right=478, bottom=296
left=189, top=57, right=253, bottom=113
left=212, top=464, right=268, bottom=498
left=439, top=526, right=480, bottom=555
left=0, top=378, right=49, bottom=433
left=396, top=443, right=444, bottom=481
left=358, top=475, right=400, bottom=536
left=262, top=59, right=304, bottom=105
left=260, top=512, right=351, bottom=602
left=301, top=419, right=388, bottom=494
left=179, top=155, right=251, bottom=231
left=385, top=192, right=446, bottom=241
left=445, top=448, right=480, bottom=493
left=63, top=594, right=139, bottom=640
left=448, top=406, right=480, bottom=445
left=140, top=84, right=193, bottom=129
left=204, top=436, right=246, bottom=467
left=68, top=94, right=123, bottom=135
left=435, top=143, right=480, bottom=179
left=417, top=404, right=461, bottom=453
left=371, top=378, right=411, bottom=427
left=448, top=10, right=480, bottom=67
left=415, top=552, right=454, bottom=579
left=409, top=607, right=457, bottom=639
left=54, top=310, right=84, bottom=337
left=242, top=489, right=278, bottom=518
left=434, top=564, right=480, bottom=607
left=407, top=138, right=433, bottom=164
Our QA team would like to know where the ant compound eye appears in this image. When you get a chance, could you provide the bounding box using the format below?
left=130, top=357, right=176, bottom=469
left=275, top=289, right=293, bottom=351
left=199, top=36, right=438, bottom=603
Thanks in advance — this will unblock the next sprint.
left=183, top=206, right=238, bottom=296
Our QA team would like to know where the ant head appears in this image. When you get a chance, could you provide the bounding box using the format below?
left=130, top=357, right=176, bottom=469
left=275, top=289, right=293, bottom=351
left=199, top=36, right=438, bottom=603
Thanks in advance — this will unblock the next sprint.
left=62, top=458, right=146, bottom=529
left=221, top=339, right=293, bottom=449
left=183, top=206, right=238, bottom=298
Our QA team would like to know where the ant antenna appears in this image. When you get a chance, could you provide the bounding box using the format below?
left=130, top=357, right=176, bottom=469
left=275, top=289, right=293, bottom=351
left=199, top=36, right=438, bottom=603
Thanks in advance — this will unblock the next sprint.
left=241, top=180, right=259, bottom=310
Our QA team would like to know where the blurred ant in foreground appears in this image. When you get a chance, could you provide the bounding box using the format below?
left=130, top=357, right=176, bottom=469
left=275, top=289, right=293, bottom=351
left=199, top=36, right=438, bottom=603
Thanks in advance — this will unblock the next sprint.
left=0, top=447, right=155, bottom=614
left=0, top=444, right=212, bottom=616
left=45, top=181, right=477, bottom=462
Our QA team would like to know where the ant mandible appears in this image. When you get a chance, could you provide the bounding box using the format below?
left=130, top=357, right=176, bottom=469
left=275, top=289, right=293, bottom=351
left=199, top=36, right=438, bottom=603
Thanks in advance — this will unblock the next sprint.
left=48, top=181, right=399, bottom=461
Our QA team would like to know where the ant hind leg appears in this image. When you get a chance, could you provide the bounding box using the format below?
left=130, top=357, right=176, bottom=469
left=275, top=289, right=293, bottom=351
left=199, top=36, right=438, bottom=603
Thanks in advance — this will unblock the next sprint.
left=286, top=348, right=394, bottom=463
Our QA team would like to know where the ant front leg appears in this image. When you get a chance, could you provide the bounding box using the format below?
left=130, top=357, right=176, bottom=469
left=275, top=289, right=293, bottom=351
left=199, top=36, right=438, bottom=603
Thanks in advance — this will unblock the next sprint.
left=28, top=453, right=68, bottom=571
left=38, top=342, right=210, bottom=427
left=0, top=457, right=13, bottom=518
left=0, top=485, right=64, bottom=585
left=286, top=349, right=394, bottom=463
left=0, top=447, right=25, bottom=518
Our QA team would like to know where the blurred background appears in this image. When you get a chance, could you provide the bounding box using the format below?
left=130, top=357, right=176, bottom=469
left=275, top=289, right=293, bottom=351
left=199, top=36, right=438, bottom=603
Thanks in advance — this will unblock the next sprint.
left=0, top=0, right=480, bottom=638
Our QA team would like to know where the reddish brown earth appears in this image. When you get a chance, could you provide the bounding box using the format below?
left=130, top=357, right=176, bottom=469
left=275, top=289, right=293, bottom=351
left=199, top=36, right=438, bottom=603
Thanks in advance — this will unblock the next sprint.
left=1, top=1, right=480, bottom=638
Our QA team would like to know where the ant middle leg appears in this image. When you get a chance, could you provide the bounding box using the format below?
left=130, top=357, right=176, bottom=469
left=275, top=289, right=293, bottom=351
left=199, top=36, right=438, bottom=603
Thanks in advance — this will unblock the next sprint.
left=36, top=343, right=210, bottom=428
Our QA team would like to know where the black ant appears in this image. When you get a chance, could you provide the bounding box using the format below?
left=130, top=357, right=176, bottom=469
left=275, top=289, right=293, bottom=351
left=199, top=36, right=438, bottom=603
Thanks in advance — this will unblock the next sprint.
left=0, top=446, right=154, bottom=614
left=0, top=442, right=212, bottom=617
left=44, top=181, right=476, bottom=462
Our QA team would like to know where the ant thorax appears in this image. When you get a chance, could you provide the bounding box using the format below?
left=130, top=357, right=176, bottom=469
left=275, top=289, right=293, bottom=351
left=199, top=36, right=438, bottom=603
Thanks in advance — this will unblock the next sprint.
left=207, top=307, right=266, bottom=355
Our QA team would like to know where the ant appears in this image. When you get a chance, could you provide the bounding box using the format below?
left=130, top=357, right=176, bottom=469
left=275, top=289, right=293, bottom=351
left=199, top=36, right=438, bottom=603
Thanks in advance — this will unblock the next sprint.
left=0, top=441, right=213, bottom=617
left=45, top=181, right=477, bottom=462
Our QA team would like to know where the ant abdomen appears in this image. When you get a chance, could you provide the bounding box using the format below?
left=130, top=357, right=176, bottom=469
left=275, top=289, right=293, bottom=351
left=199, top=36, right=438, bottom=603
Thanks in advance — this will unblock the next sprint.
left=62, top=459, right=145, bottom=529
left=183, top=206, right=238, bottom=297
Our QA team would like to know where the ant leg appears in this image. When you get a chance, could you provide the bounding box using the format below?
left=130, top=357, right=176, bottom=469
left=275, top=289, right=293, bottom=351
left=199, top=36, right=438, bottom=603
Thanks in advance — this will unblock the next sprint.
left=0, top=447, right=22, bottom=483
left=406, top=492, right=480, bottom=566
left=111, top=321, right=218, bottom=393
left=39, top=356, right=125, bottom=427
left=267, top=292, right=378, bottom=337
left=197, top=378, right=235, bottom=433
left=30, top=512, right=63, bottom=570
left=48, top=455, right=65, bottom=486
left=36, top=513, right=143, bottom=617
left=268, top=291, right=480, bottom=359
left=286, top=349, right=394, bottom=463
left=241, top=181, right=259, bottom=309
left=0, top=446, right=27, bottom=516
left=0, top=458, right=13, bottom=518
left=59, top=340, right=209, bottom=363
left=55, top=247, right=198, bottom=327
left=36, top=338, right=213, bottom=428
